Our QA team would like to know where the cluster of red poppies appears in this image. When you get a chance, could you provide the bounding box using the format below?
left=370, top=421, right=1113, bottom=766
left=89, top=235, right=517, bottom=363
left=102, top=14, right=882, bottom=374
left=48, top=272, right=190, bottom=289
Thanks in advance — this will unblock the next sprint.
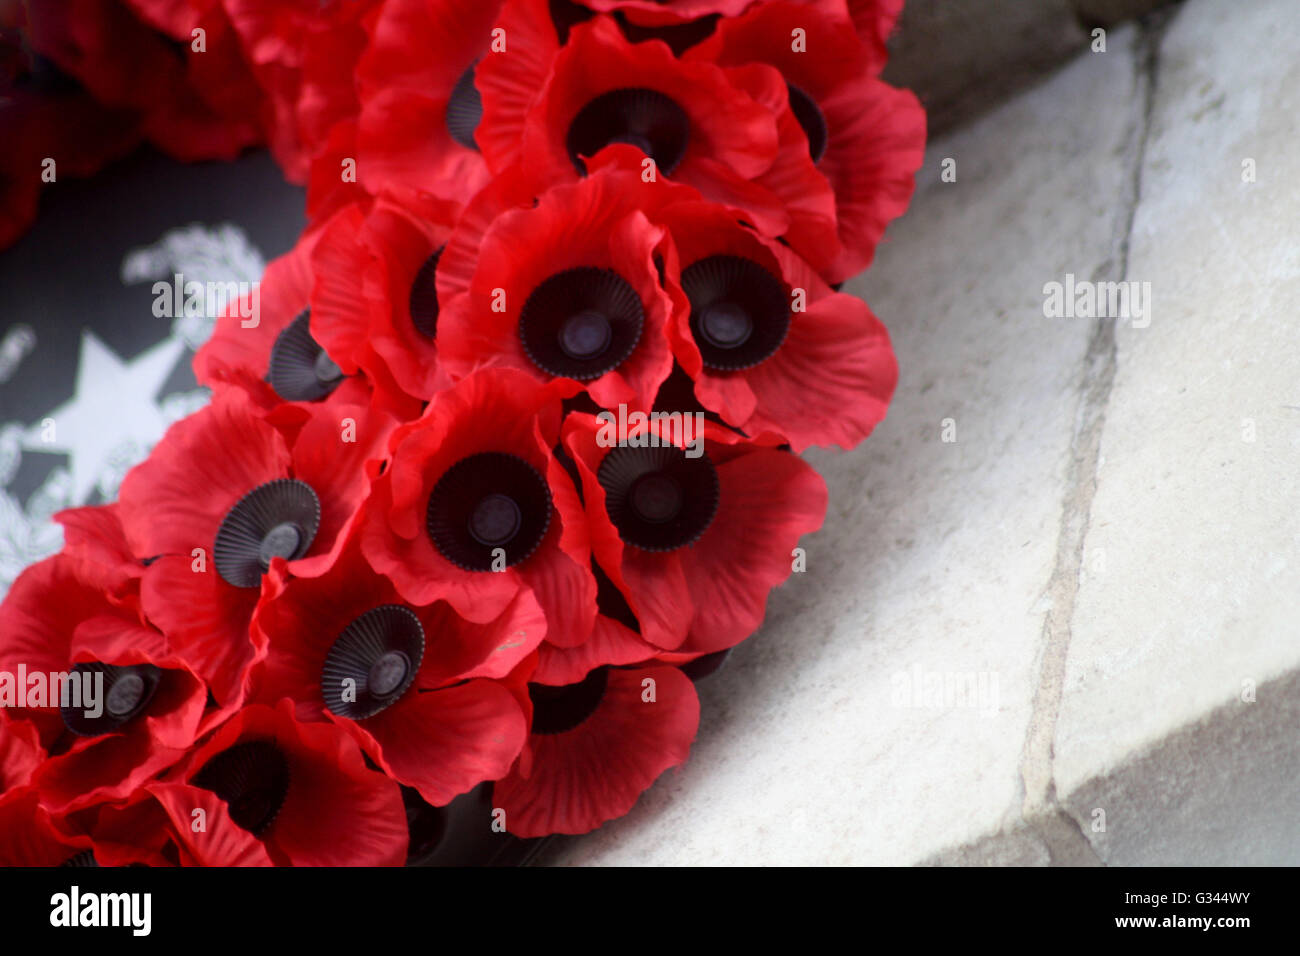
left=0, top=0, right=923, bottom=865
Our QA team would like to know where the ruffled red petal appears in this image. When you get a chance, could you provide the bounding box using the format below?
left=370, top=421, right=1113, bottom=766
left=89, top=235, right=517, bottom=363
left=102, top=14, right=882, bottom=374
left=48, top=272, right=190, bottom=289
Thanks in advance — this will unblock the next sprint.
left=818, top=74, right=926, bottom=282
left=339, top=678, right=527, bottom=806
left=495, top=665, right=699, bottom=836
left=175, top=699, right=406, bottom=866
left=0, top=788, right=93, bottom=865
left=118, top=387, right=292, bottom=559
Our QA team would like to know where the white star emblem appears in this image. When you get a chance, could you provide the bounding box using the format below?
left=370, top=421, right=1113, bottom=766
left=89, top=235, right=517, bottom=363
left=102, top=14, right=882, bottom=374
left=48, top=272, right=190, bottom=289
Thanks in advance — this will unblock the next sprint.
left=21, top=331, right=184, bottom=504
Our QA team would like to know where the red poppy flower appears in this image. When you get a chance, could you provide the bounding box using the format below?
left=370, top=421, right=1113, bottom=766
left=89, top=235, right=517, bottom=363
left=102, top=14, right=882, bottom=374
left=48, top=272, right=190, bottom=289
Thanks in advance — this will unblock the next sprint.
left=562, top=411, right=827, bottom=654
left=438, top=161, right=699, bottom=412
left=654, top=198, right=897, bottom=451
left=477, top=6, right=797, bottom=236
left=350, top=0, right=506, bottom=204
left=360, top=368, right=597, bottom=649
left=152, top=699, right=408, bottom=865
left=219, top=0, right=382, bottom=181
left=253, top=535, right=538, bottom=806
left=193, top=232, right=417, bottom=419
left=0, top=788, right=97, bottom=865
left=0, top=22, right=140, bottom=250
left=0, top=553, right=212, bottom=814
left=494, top=661, right=700, bottom=836
left=116, top=387, right=398, bottom=706
left=23, top=0, right=261, bottom=164
left=689, top=0, right=925, bottom=283
left=309, top=191, right=462, bottom=403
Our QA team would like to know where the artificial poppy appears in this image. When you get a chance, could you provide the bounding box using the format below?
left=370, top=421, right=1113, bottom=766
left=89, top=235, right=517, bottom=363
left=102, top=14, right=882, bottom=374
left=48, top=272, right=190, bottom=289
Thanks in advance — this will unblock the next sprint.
left=116, top=387, right=398, bottom=705
left=689, top=0, right=925, bottom=282
left=562, top=410, right=826, bottom=653
left=437, top=161, right=696, bottom=412
left=359, top=367, right=597, bottom=647
left=658, top=197, right=898, bottom=451
left=253, top=532, right=540, bottom=806
left=494, top=661, right=700, bottom=836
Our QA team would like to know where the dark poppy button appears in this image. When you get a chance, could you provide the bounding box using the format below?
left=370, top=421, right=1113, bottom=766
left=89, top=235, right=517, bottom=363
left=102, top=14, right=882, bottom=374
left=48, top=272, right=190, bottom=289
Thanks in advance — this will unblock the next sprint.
left=519, top=267, right=643, bottom=380
left=192, top=739, right=290, bottom=836
left=681, top=254, right=791, bottom=370
left=597, top=444, right=719, bottom=551
left=698, top=301, right=753, bottom=349
left=267, top=310, right=347, bottom=401
left=469, top=493, right=522, bottom=546
left=529, top=667, right=610, bottom=735
left=426, top=452, right=552, bottom=570
left=446, top=63, right=482, bottom=151
left=408, top=245, right=445, bottom=338
left=559, top=309, right=613, bottom=360
left=566, top=87, right=690, bottom=175
left=213, top=479, right=321, bottom=587
left=61, top=662, right=162, bottom=736
left=629, top=473, right=683, bottom=524
left=786, top=82, right=829, bottom=163
left=321, top=605, right=425, bottom=720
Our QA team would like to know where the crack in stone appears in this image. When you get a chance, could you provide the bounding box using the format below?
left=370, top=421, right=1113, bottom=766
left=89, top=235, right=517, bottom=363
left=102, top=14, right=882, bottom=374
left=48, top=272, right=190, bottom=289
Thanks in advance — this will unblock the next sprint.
left=1015, top=12, right=1174, bottom=866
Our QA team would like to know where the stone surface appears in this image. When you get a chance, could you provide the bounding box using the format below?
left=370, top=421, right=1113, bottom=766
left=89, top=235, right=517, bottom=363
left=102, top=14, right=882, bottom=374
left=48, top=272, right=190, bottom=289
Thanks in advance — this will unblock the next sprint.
left=884, top=0, right=1185, bottom=136
left=1052, top=0, right=1300, bottom=860
left=1061, top=667, right=1300, bottom=866
left=883, top=0, right=1087, bottom=136
left=538, top=28, right=1144, bottom=866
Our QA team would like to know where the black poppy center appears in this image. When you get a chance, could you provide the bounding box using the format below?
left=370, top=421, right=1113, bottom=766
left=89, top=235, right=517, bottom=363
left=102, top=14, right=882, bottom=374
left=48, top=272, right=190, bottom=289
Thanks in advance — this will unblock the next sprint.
left=598, top=445, right=719, bottom=551
left=192, top=740, right=290, bottom=835
left=681, top=254, right=790, bottom=370
left=61, top=662, right=163, bottom=736
left=369, top=652, right=410, bottom=697
left=519, top=267, right=643, bottom=380
left=321, top=605, right=425, bottom=720
left=470, top=493, right=522, bottom=546
left=566, top=87, right=689, bottom=176
left=214, top=479, right=321, bottom=588
left=630, top=473, right=683, bottom=524
left=59, top=850, right=99, bottom=867
left=427, top=452, right=552, bottom=570
left=408, top=246, right=445, bottom=338
left=529, top=667, right=610, bottom=735
left=106, top=673, right=145, bottom=717
left=258, top=522, right=302, bottom=567
left=447, top=63, right=482, bottom=151
left=786, top=83, right=828, bottom=163
left=560, top=309, right=613, bottom=360
left=699, top=301, right=753, bottom=348
left=267, top=310, right=347, bottom=401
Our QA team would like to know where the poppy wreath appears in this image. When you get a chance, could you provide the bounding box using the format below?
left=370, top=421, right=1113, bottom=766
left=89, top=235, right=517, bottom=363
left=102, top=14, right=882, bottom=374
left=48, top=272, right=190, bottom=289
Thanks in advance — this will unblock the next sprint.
left=0, top=0, right=924, bottom=862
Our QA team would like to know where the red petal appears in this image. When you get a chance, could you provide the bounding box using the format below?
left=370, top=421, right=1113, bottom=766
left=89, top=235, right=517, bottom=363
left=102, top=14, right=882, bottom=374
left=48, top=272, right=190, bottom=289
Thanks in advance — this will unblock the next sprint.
left=495, top=666, right=699, bottom=836
left=340, top=678, right=527, bottom=807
